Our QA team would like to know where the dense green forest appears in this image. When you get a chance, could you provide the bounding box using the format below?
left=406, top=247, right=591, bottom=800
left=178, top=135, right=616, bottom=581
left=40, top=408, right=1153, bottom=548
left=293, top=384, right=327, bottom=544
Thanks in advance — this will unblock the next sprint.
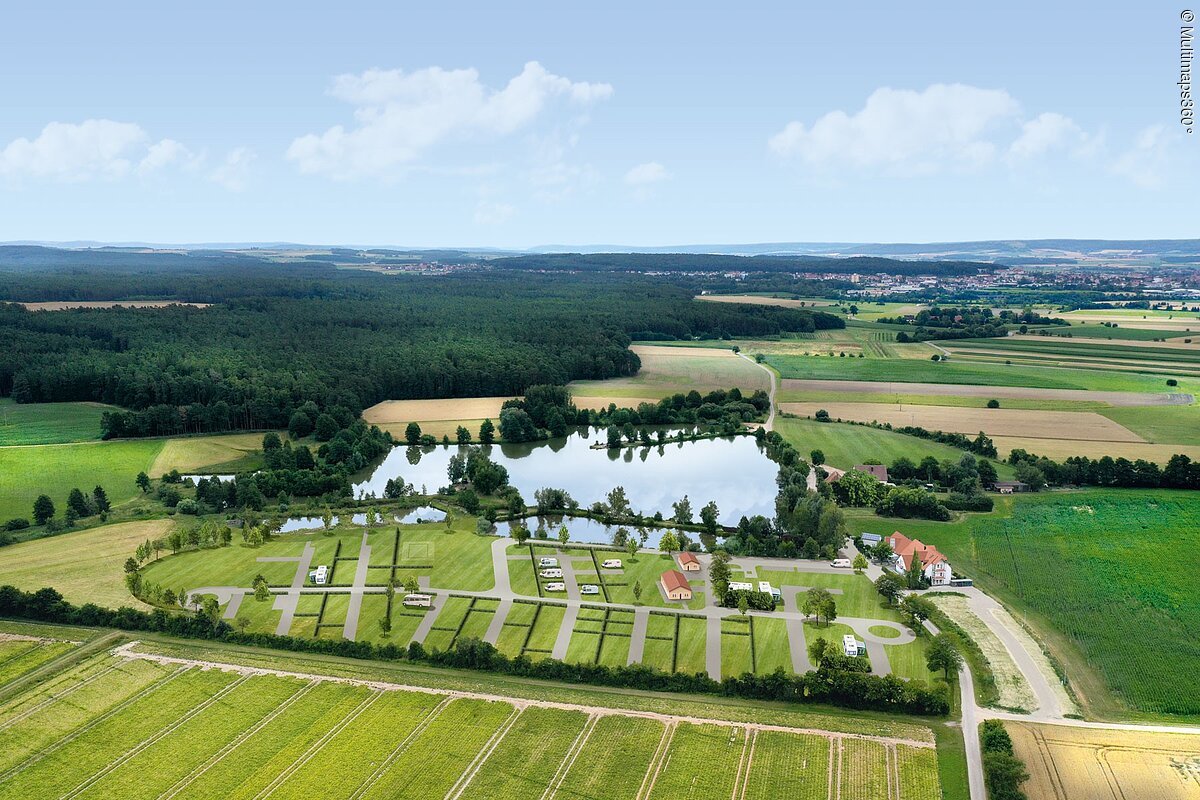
left=0, top=253, right=841, bottom=437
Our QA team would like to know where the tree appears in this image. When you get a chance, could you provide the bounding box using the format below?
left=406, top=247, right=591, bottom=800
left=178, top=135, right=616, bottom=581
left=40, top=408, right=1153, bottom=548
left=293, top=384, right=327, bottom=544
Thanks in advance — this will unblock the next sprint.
left=810, top=449, right=825, bottom=466
left=986, top=399, right=1000, bottom=409
left=627, top=539, right=639, bottom=559
left=632, top=580, right=643, bottom=603
left=814, top=409, right=831, bottom=422
left=709, top=549, right=731, bottom=603
left=378, top=616, right=392, bottom=634
left=511, top=523, right=531, bottom=545
left=236, top=616, right=250, bottom=633
left=403, top=575, right=420, bottom=594
left=557, top=525, right=570, bottom=546
left=479, top=418, right=495, bottom=444
left=852, top=553, right=868, bottom=574
left=136, top=471, right=151, bottom=493
left=926, top=633, right=964, bottom=679
left=802, top=587, right=832, bottom=623
left=314, top=413, right=339, bottom=441
left=671, top=496, right=693, bottom=525
left=123, top=557, right=139, bottom=574
left=606, top=425, right=622, bottom=449
left=808, top=636, right=829, bottom=666
left=737, top=593, right=749, bottom=617
left=321, top=507, right=334, bottom=531
left=456, top=425, right=471, bottom=444
left=254, top=580, right=270, bottom=602
left=405, top=422, right=422, bottom=446
left=67, top=488, right=91, bottom=518
left=262, top=431, right=282, bottom=451
left=658, top=530, right=680, bottom=555
left=700, top=501, right=720, bottom=535
left=92, top=485, right=110, bottom=513
left=874, top=573, right=903, bottom=605
left=821, top=595, right=838, bottom=625
left=32, top=495, right=55, bottom=526
left=901, top=595, right=934, bottom=631
left=288, top=410, right=315, bottom=439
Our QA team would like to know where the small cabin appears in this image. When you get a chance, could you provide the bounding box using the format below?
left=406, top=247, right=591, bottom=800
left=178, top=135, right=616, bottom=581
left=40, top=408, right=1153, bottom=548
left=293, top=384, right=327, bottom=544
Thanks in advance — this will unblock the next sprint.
left=678, top=551, right=701, bottom=572
left=660, top=570, right=693, bottom=601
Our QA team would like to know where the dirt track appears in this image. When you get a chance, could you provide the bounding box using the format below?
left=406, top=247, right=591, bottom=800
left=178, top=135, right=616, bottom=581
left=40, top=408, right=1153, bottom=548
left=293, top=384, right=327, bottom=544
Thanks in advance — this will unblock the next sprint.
left=779, top=379, right=1194, bottom=406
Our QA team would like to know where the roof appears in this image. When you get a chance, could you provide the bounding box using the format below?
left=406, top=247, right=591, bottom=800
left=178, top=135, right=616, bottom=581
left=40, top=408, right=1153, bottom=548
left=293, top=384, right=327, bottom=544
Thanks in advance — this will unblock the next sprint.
left=678, top=551, right=700, bottom=566
left=855, top=464, right=889, bottom=481
left=822, top=466, right=846, bottom=481
left=888, top=531, right=949, bottom=571
left=994, top=481, right=1029, bottom=488
left=660, top=570, right=690, bottom=593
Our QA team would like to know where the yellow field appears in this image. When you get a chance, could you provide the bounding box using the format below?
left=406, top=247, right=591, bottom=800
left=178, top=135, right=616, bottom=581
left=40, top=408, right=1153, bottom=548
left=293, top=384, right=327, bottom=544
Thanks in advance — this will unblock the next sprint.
left=696, top=294, right=841, bottom=308
left=778, top=402, right=1145, bottom=442
left=1049, top=310, right=1200, bottom=330
left=1007, top=721, right=1200, bottom=800
left=989, top=436, right=1200, bottom=462
left=18, top=300, right=211, bottom=311
left=150, top=432, right=272, bottom=475
left=363, top=396, right=516, bottom=425
left=570, top=344, right=768, bottom=397
left=0, top=519, right=171, bottom=609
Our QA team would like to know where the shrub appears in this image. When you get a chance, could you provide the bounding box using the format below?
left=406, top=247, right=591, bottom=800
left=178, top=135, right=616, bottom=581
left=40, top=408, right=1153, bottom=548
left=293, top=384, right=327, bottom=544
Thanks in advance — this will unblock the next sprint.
left=4, top=518, right=30, bottom=532
left=943, top=492, right=994, bottom=512
left=980, top=720, right=1030, bottom=800
left=987, top=399, right=1000, bottom=408
left=175, top=498, right=201, bottom=515
left=1167, top=379, right=1179, bottom=387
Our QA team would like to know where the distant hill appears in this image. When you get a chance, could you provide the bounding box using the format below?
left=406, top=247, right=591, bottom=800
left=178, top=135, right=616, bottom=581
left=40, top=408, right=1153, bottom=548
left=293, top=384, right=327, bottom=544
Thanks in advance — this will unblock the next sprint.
left=489, top=252, right=994, bottom=277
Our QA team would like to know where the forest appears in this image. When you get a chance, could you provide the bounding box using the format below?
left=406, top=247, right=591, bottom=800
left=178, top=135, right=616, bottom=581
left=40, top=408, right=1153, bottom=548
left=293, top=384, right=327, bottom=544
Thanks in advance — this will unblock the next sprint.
left=0, top=252, right=841, bottom=437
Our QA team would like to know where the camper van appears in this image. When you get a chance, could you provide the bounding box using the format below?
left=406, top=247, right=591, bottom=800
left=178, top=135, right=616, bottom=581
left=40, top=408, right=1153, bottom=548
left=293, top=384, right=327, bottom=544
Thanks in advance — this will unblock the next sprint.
left=539, top=568, right=563, bottom=579
left=579, top=584, right=600, bottom=595
left=308, top=565, right=329, bottom=585
left=758, top=581, right=782, bottom=603
left=843, top=634, right=866, bottom=657
left=402, top=593, right=432, bottom=608
left=831, top=558, right=852, bottom=568
left=600, top=559, right=622, bottom=569
left=538, top=557, right=559, bottom=568
left=544, top=582, right=566, bottom=592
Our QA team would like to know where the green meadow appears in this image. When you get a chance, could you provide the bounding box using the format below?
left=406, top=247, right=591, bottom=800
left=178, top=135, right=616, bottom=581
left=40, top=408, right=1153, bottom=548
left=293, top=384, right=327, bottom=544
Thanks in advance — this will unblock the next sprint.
left=0, top=399, right=114, bottom=446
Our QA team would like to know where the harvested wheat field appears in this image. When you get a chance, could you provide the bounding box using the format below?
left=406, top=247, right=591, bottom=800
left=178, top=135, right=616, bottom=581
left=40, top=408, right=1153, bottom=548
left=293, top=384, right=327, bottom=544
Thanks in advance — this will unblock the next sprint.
left=18, top=300, right=210, bottom=311
left=778, top=379, right=1192, bottom=406
left=988, top=436, right=1200, bottom=463
left=363, top=396, right=516, bottom=424
left=778, top=402, right=1145, bottom=442
left=1007, top=721, right=1200, bottom=800
left=571, top=344, right=768, bottom=397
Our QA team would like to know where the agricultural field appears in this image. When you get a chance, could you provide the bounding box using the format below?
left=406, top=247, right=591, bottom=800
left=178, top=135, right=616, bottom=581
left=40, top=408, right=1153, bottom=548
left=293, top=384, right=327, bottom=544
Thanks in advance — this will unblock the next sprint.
left=0, top=519, right=172, bottom=609
left=569, top=344, right=768, bottom=399
left=912, top=490, right=1200, bottom=718
left=774, top=416, right=1015, bottom=476
left=780, top=402, right=1146, bottom=443
left=927, top=594, right=1036, bottom=712
left=149, top=432, right=273, bottom=475
left=1006, top=721, right=1200, bottom=800
left=0, top=399, right=114, bottom=446
left=767, top=352, right=1200, bottom=393
left=0, top=643, right=945, bottom=800
left=16, top=300, right=211, bottom=311
left=697, top=293, right=844, bottom=309
left=0, top=438, right=163, bottom=523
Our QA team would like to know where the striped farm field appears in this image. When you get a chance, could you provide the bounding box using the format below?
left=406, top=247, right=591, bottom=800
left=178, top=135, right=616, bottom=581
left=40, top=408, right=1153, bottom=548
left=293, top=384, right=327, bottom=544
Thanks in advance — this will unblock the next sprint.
left=1006, top=721, right=1200, bottom=800
left=0, top=645, right=943, bottom=800
left=779, top=401, right=1146, bottom=442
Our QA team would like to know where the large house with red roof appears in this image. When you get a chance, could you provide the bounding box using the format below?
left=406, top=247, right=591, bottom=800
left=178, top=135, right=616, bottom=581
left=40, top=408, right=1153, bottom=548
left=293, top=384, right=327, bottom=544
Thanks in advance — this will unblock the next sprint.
left=886, top=531, right=952, bottom=586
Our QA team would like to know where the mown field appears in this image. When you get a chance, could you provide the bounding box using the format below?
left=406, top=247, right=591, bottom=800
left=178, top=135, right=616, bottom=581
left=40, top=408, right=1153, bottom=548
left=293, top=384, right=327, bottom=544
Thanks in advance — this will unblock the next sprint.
left=914, top=491, right=1200, bottom=718
left=569, top=344, right=768, bottom=399
left=767, top=353, right=1200, bottom=393
left=1006, top=720, right=1200, bottom=800
left=0, top=645, right=943, bottom=800
left=0, top=399, right=114, bottom=446
left=774, top=416, right=1015, bottom=477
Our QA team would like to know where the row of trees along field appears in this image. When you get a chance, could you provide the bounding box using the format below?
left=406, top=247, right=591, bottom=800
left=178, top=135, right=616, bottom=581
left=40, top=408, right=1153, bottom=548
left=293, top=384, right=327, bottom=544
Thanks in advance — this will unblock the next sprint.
left=0, top=259, right=840, bottom=438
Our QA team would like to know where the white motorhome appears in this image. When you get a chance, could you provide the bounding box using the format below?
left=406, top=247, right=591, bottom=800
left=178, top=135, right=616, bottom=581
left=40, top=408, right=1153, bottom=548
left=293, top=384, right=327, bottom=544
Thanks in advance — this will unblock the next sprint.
left=538, top=557, right=559, bottom=568
left=544, top=582, right=566, bottom=592
left=579, top=584, right=600, bottom=595
left=402, top=593, right=432, bottom=608
left=601, top=559, right=622, bottom=569
left=308, top=565, right=328, bottom=585
left=539, top=568, right=563, bottom=579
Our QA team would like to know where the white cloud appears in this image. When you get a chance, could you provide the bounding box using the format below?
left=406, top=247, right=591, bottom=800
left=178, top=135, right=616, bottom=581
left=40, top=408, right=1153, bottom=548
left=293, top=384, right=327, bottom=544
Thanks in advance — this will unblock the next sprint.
left=1111, top=125, right=1171, bottom=189
left=1008, top=112, right=1096, bottom=161
left=209, top=147, right=255, bottom=191
left=0, top=119, right=150, bottom=180
left=624, top=161, right=669, bottom=185
left=137, top=138, right=196, bottom=175
left=769, top=84, right=1020, bottom=174
left=288, top=61, right=613, bottom=179
left=474, top=199, right=515, bottom=225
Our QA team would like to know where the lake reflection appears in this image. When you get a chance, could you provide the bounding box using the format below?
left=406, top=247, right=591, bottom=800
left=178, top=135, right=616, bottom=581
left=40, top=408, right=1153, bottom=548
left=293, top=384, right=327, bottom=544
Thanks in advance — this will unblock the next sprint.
left=353, top=432, right=778, bottom=525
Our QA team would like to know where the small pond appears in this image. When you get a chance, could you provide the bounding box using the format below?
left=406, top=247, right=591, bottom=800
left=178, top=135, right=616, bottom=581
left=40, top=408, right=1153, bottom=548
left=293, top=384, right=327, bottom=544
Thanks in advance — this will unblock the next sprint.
left=354, top=431, right=778, bottom=526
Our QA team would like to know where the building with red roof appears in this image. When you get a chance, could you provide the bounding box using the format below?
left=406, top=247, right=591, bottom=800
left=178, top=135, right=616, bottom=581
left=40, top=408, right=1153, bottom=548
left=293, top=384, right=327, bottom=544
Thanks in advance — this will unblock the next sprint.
left=886, top=531, right=952, bottom=586
left=659, top=569, right=693, bottom=601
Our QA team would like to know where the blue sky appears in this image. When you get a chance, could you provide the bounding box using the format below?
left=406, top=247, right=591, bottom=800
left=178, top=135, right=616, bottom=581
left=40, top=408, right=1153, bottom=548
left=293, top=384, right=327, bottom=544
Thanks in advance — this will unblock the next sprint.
left=0, top=1, right=1193, bottom=247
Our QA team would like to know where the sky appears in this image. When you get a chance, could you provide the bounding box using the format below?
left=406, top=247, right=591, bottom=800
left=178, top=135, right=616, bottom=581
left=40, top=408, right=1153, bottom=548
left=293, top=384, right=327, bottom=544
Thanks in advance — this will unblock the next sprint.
left=0, top=1, right=1195, bottom=247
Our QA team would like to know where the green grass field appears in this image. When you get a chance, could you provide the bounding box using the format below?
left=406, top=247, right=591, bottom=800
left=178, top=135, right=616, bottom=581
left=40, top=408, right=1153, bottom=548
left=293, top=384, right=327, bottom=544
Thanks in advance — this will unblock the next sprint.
left=774, top=416, right=1015, bottom=477
left=767, top=352, right=1200, bottom=393
left=876, top=491, right=1200, bottom=718
left=0, top=439, right=163, bottom=523
left=1099, top=404, right=1200, bottom=445
left=0, top=647, right=944, bottom=800
left=0, top=399, right=115, bottom=446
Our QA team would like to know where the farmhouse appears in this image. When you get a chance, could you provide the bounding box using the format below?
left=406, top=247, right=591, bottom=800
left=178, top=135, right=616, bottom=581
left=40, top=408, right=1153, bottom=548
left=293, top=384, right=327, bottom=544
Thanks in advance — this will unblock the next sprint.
left=660, top=569, right=693, bottom=601
left=822, top=466, right=847, bottom=482
left=855, top=464, right=890, bottom=482
left=677, top=551, right=701, bottom=571
left=886, top=532, right=952, bottom=586
left=994, top=480, right=1030, bottom=494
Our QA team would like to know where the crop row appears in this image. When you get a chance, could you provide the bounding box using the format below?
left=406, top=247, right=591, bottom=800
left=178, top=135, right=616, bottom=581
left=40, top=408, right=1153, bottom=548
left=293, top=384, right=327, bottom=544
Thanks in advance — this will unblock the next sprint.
left=837, top=738, right=891, bottom=800
left=648, top=723, right=746, bottom=799
left=554, top=715, right=665, bottom=800
left=458, top=707, right=589, bottom=799
left=0, top=668, right=236, bottom=800
left=0, top=640, right=74, bottom=687
left=742, top=730, right=831, bottom=800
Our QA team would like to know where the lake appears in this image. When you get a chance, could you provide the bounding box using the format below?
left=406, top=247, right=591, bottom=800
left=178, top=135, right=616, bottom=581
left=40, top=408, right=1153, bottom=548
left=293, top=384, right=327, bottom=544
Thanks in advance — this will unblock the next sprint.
left=504, top=515, right=688, bottom=546
left=353, top=432, right=779, bottom=525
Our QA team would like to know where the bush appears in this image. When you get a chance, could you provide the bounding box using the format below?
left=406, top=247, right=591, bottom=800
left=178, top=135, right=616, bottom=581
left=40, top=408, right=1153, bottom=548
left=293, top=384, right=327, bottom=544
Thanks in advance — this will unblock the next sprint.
left=720, top=589, right=776, bottom=611
left=876, top=487, right=951, bottom=521
left=3, top=518, right=30, bottom=532
left=987, top=399, right=1000, bottom=408
left=1167, top=379, right=1178, bottom=387
left=980, top=720, right=1030, bottom=800
left=943, top=492, right=994, bottom=512
left=175, top=498, right=201, bottom=515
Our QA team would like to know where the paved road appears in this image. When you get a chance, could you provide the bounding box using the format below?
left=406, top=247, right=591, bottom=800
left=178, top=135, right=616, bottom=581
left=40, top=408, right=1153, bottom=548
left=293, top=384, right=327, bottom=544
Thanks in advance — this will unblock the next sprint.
left=343, top=532, right=371, bottom=640
left=705, top=616, right=722, bottom=679
left=627, top=608, right=649, bottom=666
